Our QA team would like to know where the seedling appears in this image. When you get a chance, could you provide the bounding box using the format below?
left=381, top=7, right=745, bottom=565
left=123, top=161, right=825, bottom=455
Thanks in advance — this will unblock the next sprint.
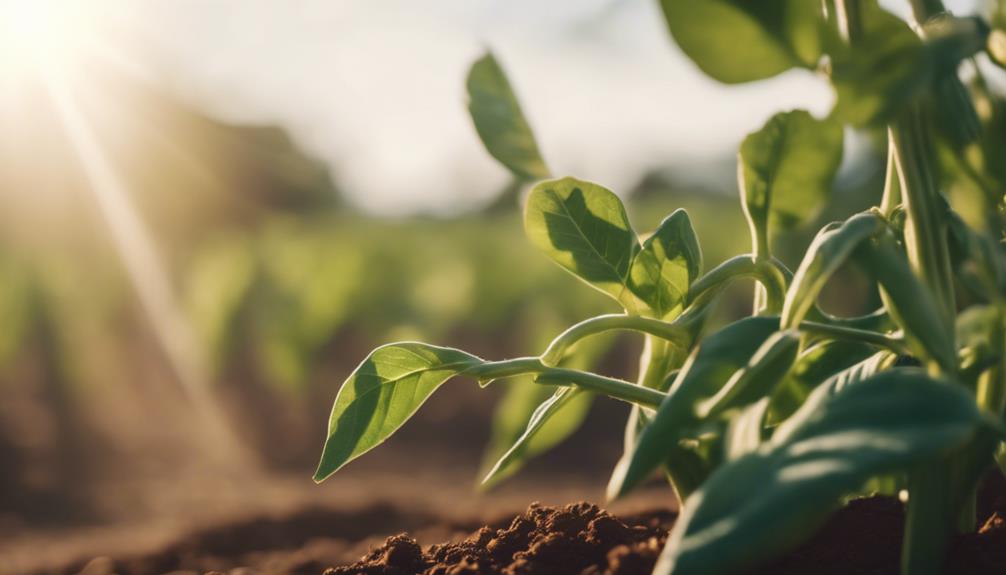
left=316, top=1, right=1006, bottom=573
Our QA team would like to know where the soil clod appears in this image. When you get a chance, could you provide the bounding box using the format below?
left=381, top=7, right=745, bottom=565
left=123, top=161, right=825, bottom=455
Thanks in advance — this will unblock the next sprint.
left=324, top=502, right=670, bottom=575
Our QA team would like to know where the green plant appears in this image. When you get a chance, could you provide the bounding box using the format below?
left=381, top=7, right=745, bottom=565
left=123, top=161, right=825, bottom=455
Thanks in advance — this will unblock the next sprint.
left=315, top=1, right=1006, bottom=573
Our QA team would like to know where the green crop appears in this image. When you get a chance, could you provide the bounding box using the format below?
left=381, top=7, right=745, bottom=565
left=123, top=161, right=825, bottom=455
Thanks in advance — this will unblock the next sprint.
left=315, top=1, right=1006, bottom=573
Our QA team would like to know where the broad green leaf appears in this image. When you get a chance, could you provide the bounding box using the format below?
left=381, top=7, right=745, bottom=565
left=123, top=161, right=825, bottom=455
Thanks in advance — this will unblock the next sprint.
left=739, top=111, right=844, bottom=256
left=466, top=52, right=549, bottom=180
left=315, top=343, right=484, bottom=481
left=608, top=317, right=779, bottom=499
left=856, top=234, right=957, bottom=372
left=659, top=0, right=824, bottom=84
left=657, top=370, right=990, bottom=575
left=480, top=386, right=592, bottom=489
left=831, top=6, right=986, bottom=126
left=767, top=340, right=881, bottom=425
left=697, top=330, right=801, bottom=419
left=780, top=212, right=885, bottom=329
left=629, top=209, right=702, bottom=319
left=723, top=398, right=770, bottom=461
left=525, top=177, right=641, bottom=309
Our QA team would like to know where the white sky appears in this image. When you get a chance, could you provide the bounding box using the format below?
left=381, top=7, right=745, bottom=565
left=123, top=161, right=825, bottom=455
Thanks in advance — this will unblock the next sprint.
left=122, top=0, right=981, bottom=215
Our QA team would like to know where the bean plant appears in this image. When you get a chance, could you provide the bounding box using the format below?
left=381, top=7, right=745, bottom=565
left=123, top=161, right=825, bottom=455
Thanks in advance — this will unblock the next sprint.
left=315, top=1, right=1006, bottom=573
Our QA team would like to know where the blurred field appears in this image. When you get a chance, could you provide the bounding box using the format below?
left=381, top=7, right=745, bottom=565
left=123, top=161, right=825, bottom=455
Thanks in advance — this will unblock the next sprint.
left=0, top=57, right=886, bottom=574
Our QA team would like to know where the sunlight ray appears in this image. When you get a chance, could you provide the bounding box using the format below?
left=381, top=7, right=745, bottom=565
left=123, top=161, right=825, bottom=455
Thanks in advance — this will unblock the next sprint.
left=42, top=66, right=253, bottom=466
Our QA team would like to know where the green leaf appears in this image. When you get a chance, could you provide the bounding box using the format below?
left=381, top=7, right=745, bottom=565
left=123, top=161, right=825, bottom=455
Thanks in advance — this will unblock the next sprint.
left=780, top=212, right=885, bottom=329
left=829, top=4, right=923, bottom=126
left=856, top=233, right=957, bottom=372
left=767, top=340, right=879, bottom=425
left=315, top=343, right=484, bottom=481
left=739, top=111, right=845, bottom=257
left=657, top=370, right=989, bottom=575
left=466, top=52, right=550, bottom=180
left=697, top=330, right=801, bottom=419
left=830, top=6, right=986, bottom=126
left=525, top=177, right=641, bottom=309
left=659, top=0, right=824, bottom=84
left=629, top=209, right=702, bottom=319
left=607, top=317, right=779, bottom=499
left=723, top=398, right=771, bottom=461
left=480, top=386, right=592, bottom=489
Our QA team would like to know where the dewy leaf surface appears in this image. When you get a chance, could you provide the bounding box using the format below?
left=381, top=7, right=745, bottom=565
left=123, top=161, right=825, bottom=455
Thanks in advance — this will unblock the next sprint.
left=659, top=0, right=824, bottom=84
left=740, top=110, right=844, bottom=255
left=315, top=343, right=484, bottom=481
left=657, top=370, right=989, bottom=575
left=466, top=52, right=550, bottom=180
left=629, top=209, right=702, bottom=318
left=525, top=177, right=641, bottom=308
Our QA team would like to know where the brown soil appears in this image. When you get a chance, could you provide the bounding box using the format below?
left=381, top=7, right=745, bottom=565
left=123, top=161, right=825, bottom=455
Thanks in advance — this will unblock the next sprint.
left=34, top=474, right=1006, bottom=575
left=328, top=474, right=1006, bottom=575
left=324, top=503, right=672, bottom=575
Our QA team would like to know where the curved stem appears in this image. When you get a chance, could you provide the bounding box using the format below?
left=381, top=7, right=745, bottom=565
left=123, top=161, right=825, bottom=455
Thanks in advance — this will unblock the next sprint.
left=465, top=357, right=544, bottom=381
left=687, top=255, right=787, bottom=314
left=799, top=320, right=910, bottom=355
left=535, top=368, right=666, bottom=408
left=466, top=358, right=666, bottom=408
left=540, top=314, right=691, bottom=367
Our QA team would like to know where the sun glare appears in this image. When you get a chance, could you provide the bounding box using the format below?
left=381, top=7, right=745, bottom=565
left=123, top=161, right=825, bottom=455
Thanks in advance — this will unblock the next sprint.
left=0, top=0, right=94, bottom=84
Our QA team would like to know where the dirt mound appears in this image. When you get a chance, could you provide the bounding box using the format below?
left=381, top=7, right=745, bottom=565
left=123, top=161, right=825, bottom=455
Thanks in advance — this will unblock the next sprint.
left=324, top=502, right=672, bottom=575
left=329, top=475, right=1006, bottom=575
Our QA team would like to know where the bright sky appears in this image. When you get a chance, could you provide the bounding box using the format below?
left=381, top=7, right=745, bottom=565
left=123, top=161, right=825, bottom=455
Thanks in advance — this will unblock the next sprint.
left=124, top=0, right=978, bottom=215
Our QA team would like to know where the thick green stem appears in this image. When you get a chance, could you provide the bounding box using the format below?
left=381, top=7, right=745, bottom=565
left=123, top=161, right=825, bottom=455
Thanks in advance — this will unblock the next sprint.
left=889, top=107, right=957, bottom=322
left=892, top=104, right=967, bottom=575
left=903, top=465, right=956, bottom=575
left=834, top=1, right=972, bottom=572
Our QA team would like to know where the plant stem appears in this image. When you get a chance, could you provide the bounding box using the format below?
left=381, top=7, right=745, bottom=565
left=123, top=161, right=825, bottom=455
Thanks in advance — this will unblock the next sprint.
left=467, top=357, right=666, bottom=408
left=634, top=334, right=708, bottom=500
left=687, top=255, right=786, bottom=314
left=879, top=137, right=901, bottom=217
left=903, top=465, right=956, bottom=575
left=892, top=99, right=966, bottom=575
left=834, top=1, right=969, bottom=572
left=466, top=357, right=546, bottom=380
left=889, top=106, right=957, bottom=323
left=798, top=320, right=910, bottom=354
left=540, top=314, right=691, bottom=367
left=535, top=368, right=666, bottom=408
